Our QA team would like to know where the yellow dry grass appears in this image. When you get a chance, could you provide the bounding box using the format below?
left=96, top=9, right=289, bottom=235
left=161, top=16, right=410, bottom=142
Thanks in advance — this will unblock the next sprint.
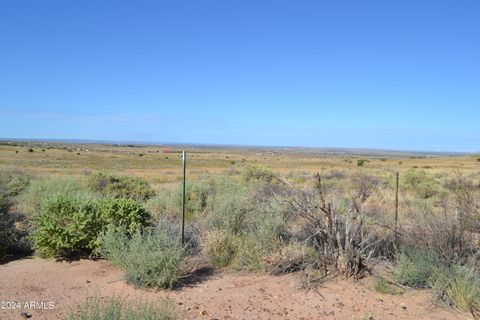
left=0, top=143, right=478, bottom=187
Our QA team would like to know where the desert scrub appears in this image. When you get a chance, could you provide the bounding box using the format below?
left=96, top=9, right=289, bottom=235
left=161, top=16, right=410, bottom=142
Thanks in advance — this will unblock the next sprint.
left=241, top=164, right=277, bottom=183
left=264, top=242, right=319, bottom=275
left=0, top=196, right=32, bottom=258
left=87, top=172, right=155, bottom=202
left=393, top=246, right=440, bottom=288
left=0, top=169, right=30, bottom=198
left=146, top=177, right=214, bottom=220
left=0, top=194, right=9, bottom=258
left=402, top=168, right=443, bottom=199
left=202, top=230, right=237, bottom=268
left=230, top=235, right=263, bottom=271
left=430, top=265, right=480, bottom=316
left=31, top=196, right=150, bottom=257
left=205, top=179, right=252, bottom=234
left=101, top=227, right=184, bottom=289
left=373, top=277, right=403, bottom=295
left=19, top=176, right=91, bottom=216
left=66, top=296, right=179, bottom=320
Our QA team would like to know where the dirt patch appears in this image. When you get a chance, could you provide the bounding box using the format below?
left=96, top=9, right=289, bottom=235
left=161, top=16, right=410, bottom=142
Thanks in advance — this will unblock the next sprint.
left=0, top=258, right=469, bottom=319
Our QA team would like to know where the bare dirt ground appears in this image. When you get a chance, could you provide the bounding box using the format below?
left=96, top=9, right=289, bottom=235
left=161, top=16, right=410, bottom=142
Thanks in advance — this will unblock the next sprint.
left=0, top=258, right=470, bottom=320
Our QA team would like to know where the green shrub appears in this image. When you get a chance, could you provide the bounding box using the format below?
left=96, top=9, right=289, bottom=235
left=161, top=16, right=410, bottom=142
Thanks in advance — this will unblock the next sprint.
left=0, top=169, right=31, bottom=257
left=241, top=165, right=276, bottom=183
left=0, top=194, right=9, bottom=258
left=357, top=159, right=367, bottom=167
left=402, top=168, right=442, bottom=199
left=31, top=195, right=100, bottom=257
left=97, top=198, right=150, bottom=234
left=373, top=277, right=403, bottom=295
left=20, top=176, right=91, bottom=216
left=204, top=177, right=253, bottom=235
left=203, top=230, right=237, bottom=268
left=67, top=296, right=179, bottom=320
left=430, top=265, right=480, bottom=316
left=230, top=236, right=263, bottom=271
left=145, top=192, right=175, bottom=219
left=0, top=188, right=32, bottom=259
left=101, top=227, right=184, bottom=289
left=31, top=196, right=150, bottom=257
left=147, top=174, right=286, bottom=271
left=87, top=172, right=155, bottom=202
left=247, top=201, right=286, bottom=250
left=209, top=193, right=249, bottom=235
left=146, top=177, right=213, bottom=220
left=393, top=246, right=440, bottom=288
left=0, top=193, right=7, bottom=216
left=0, top=169, right=30, bottom=198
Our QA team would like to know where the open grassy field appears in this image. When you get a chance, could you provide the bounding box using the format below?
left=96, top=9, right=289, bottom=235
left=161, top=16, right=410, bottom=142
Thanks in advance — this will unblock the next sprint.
left=1, top=141, right=478, bottom=186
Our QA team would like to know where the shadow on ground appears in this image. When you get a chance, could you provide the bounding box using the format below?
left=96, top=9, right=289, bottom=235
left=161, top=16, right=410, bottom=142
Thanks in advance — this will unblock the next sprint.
left=176, top=265, right=216, bottom=289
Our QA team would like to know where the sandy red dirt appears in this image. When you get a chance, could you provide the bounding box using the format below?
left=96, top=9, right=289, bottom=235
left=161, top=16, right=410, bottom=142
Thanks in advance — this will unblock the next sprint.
left=0, top=257, right=471, bottom=320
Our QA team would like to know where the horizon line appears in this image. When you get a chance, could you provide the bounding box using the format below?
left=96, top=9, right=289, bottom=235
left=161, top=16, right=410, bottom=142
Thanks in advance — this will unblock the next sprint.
left=1, top=137, right=477, bottom=156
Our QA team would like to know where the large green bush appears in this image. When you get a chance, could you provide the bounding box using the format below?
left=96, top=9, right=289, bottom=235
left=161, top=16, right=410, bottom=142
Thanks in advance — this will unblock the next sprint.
left=97, top=198, right=151, bottom=233
left=101, top=227, right=184, bottom=289
left=31, top=195, right=99, bottom=257
left=31, top=196, right=150, bottom=257
left=87, top=172, right=155, bottom=202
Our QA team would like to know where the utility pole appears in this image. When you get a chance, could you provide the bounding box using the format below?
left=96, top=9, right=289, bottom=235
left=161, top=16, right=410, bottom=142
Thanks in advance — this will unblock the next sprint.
left=181, top=150, right=186, bottom=245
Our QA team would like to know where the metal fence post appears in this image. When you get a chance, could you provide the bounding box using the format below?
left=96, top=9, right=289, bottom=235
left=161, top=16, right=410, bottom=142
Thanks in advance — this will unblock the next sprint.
left=181, top=150, right=186, bottom=245
left=395, top=171, right=399, bottom=248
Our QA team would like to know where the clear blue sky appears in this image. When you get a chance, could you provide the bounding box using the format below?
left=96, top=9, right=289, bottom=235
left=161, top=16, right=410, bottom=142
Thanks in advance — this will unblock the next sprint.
left=1, top=1, right=479, bottom=151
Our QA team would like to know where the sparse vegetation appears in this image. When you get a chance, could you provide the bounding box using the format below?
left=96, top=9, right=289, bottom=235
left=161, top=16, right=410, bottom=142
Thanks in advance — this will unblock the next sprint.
left=0, top=170, right=32, bottom=259
left=431, top=265, right=480, bottom=316
left=20, top=176, right=91, bottom=216
left=393, top=246, right=440, bottom=288
left=265, top=242, right=319, bottom=275
left=0, top=169, right=30, bottom=198
left=66, top=296, right=179, bottom=320
left=101, top=226, right=184, bottom=289
left=373, top=277, right=402, bottom=295
left=402, top=168, right=442, bottom=199
left=87, top=172, right=155, bottom=202
left=203, top=230, right=237, bottom=268
left=1, top=143, right=480, bottom=318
